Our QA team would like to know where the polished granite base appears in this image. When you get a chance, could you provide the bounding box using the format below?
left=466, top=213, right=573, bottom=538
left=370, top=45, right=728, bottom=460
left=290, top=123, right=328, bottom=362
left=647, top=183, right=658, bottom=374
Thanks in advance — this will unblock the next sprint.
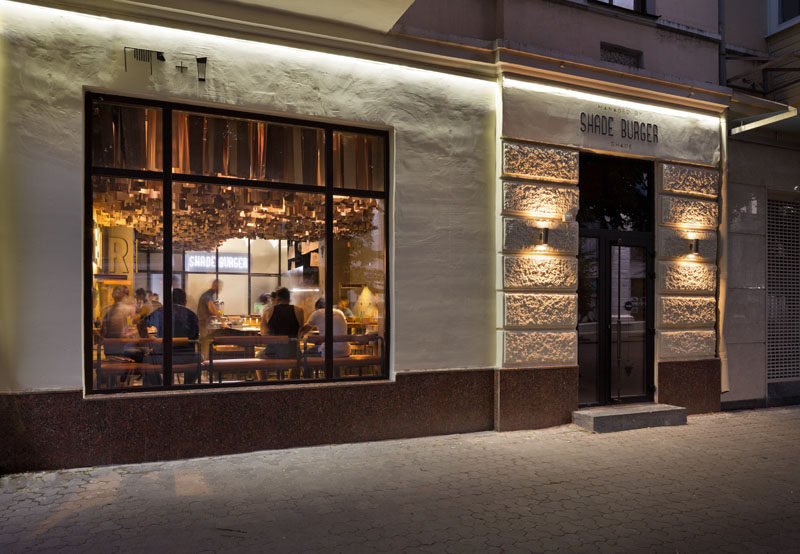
left=494, top=366, right=578, bottom=432
left=4, top=361, right=725, bottom=472
left=768, top=381, right=800, bottom=407
left=1, top=370, right=496, bottom=473
left=657, top=359, right=721, bottom=414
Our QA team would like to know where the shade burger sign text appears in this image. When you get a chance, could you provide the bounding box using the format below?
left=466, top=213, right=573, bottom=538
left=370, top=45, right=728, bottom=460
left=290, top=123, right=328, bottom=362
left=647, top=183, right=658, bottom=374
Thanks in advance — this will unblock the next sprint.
left=579, top=112, right=659, bottom=143
left=186, top=252, right=249, bottom=273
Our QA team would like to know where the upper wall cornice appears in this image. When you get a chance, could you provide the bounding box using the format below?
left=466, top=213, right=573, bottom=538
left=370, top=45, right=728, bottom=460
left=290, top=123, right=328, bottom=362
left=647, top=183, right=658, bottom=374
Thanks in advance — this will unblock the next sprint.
left=17, top=0, right=732, bottom=114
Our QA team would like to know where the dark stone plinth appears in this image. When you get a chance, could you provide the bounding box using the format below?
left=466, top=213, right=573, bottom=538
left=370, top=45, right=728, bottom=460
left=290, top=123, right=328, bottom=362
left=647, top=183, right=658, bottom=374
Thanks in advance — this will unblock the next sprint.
left=657, top=359, right=721, bottom=414
left=494, top=366, right=578, bottom=432
left=0, top=370, right=494, bottom=473
left=573, top=403, right=687, bottom=433
left=768, top=381, right=800, bottom=407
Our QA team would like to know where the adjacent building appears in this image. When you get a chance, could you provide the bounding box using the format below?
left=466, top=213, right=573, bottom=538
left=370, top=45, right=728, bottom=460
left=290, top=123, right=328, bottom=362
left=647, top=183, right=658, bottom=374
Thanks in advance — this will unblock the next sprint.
left=1, top=0, right=798, bottom=472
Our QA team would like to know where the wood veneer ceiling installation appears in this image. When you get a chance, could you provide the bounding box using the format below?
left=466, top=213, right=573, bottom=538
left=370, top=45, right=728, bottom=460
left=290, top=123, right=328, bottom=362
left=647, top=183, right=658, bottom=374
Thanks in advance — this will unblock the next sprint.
left=92, top=177, right=380, bottom=252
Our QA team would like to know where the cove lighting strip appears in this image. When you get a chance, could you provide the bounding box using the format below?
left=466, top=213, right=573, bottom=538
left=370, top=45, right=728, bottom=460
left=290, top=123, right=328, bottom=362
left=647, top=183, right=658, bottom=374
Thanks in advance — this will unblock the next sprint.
left=504, top=78, right=721, bottom=124
left=1, top=0, right=493, bottom=91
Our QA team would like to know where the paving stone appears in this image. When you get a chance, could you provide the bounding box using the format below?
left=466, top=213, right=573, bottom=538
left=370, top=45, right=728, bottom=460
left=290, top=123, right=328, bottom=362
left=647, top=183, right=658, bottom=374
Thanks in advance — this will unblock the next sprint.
left=3, top=408, right=800, bottom=552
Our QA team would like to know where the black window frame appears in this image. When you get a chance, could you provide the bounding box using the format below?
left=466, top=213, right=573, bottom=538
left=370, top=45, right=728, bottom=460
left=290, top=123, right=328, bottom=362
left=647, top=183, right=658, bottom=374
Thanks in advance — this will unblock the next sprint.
left=590, top=0, right=649, bottom=15
left=84, top=91, right=391, bottom=394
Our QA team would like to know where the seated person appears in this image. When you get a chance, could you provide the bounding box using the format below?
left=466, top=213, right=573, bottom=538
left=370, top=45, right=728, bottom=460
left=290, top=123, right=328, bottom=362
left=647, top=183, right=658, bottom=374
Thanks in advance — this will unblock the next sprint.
left=133, top=288, right=154, bottom=337
left=259, top=287, right=304, bottom=359
left=100, top=285, right=143, bottom=363
left=145, top=288, right=201, bottom=384
left=148, top=291, right=163, bottom=310
left=337, top=297, right=354, bottom=318
left=300, top=297, right=351, bottom=358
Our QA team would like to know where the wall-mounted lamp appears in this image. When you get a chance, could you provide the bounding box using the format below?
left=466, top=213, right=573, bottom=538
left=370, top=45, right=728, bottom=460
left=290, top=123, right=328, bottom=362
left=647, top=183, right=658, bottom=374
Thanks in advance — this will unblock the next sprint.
left=196, top=57, right=207, bottom=81
left=688, top=238, right=700, bottom=256
left=538, top=227, right=550, bottom=247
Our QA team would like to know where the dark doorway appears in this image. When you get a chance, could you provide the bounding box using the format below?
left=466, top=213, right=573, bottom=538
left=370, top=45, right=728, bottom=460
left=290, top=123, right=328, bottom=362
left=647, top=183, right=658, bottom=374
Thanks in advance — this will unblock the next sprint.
left=577, top=154, right=655, bottom=405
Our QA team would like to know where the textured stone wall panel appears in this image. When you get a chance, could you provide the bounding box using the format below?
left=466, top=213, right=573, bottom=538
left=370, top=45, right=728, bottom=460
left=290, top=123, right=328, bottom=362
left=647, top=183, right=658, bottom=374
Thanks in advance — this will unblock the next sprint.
left=504, top=330, right=578, bottom=365
left=502, top=142, right=579, bottom=183
left=659, top=329, right=716, bottom=359
left=504, top=255, right=578, bottom=291
left=657, top=228, right=717, bottom=260
left=502, top=181, right=579, bottom=216
left=658, top=296, right=716, bottom=328
left=661, top=164, right=720, bottom=198
left=657, top=261, right=717, bottom=294
left=660, top=196, right=719, bottom=229
left=504, top=293, right=577, bottom=329
left=503, top=219, right=578, bottom=254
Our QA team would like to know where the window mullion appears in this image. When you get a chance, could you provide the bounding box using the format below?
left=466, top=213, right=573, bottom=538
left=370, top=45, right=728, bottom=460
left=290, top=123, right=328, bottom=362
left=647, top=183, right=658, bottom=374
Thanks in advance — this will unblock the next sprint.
left=84, top=94, right=95, bottom=392
left=162, top=108, right=173, bottom=387
left=324, top=128, right=334, bottom=380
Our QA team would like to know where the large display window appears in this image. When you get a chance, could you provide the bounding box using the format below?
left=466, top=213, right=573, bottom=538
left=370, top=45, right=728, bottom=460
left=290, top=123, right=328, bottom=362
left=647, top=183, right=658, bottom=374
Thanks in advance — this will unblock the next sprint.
left=86, top=94, right=389, bottom=392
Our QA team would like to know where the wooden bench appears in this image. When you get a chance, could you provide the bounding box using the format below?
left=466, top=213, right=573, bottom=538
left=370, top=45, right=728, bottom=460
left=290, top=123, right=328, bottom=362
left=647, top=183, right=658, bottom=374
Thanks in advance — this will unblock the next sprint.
left=203, top=335, right=299, bottom=382
left=94, top=338, right=201, bottom=387
left=300, top=334, right=384, bottom=378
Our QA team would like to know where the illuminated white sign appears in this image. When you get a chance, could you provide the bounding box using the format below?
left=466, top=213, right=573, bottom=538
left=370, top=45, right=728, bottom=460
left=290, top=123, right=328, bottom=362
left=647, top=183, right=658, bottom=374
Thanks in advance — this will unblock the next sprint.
left=186, top=252, right=249, bottom=273
left=503, top=79, right=721, bottom=166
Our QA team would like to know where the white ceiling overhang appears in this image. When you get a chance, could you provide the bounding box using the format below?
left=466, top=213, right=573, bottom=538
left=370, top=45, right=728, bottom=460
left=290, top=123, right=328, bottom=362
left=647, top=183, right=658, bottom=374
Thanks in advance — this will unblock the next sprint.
left=231, top=0, right=416, bottom=32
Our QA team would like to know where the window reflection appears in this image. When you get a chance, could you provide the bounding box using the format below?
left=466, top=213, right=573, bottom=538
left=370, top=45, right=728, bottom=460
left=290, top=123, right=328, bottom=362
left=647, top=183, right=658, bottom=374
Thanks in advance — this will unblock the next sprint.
left=92, top=177, right=166, bottom=389
left=174, top=182, right=327, bottom=383
left=91, top=102, right=162, bottom=171
left=578, top=153, right=651, bottom=232
left=330, top=197, right=386, bottom=378
left=333, top=131, right=385, bottom=191
left=89, top=96, right=389, bottom=391
left=172, top=111, right=324, bottom=185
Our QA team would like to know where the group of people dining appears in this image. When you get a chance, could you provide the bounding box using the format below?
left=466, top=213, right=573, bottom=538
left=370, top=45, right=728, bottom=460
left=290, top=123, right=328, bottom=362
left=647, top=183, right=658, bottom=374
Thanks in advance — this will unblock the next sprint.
left=97, top=279, right=353, bottom=386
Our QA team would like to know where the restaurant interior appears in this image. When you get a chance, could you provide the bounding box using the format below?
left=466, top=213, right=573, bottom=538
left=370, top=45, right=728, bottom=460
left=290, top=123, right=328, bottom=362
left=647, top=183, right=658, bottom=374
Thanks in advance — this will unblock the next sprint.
left=90, top=100, right=387, bottom=390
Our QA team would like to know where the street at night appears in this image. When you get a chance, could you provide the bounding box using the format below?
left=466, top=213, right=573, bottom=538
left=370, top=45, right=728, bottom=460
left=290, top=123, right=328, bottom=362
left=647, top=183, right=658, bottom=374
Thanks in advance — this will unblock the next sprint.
left=4, top=406, right=800, bottom=553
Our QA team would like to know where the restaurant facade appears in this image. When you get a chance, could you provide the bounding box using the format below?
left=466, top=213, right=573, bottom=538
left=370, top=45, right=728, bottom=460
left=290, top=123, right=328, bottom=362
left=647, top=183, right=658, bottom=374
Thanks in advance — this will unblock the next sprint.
left=1, top=0, right=799, bottom=472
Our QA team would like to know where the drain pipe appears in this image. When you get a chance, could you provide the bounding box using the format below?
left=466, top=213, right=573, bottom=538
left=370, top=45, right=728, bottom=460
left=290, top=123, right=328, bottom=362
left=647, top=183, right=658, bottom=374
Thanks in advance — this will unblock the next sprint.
left=718, top=0, right=726, bottom=86
left=718, top=117, right=730, bottom=397
left=716, top=0, right=730, bottom=399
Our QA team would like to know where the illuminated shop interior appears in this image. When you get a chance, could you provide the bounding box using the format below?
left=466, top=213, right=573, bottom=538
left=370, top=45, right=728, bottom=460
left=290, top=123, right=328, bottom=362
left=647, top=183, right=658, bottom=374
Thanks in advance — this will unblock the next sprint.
left=90, top=98, right=388, bottom=390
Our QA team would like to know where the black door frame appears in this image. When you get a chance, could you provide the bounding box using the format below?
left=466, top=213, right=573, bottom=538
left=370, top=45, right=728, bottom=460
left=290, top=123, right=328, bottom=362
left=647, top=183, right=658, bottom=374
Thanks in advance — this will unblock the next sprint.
left=579, top=230, right=655, bottom=405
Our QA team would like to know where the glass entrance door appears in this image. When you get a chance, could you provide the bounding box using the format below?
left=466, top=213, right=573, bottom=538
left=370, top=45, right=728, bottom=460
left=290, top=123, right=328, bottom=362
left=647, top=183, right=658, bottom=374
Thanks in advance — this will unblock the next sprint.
left=610, top=243, right=648, bottom=401
left=577, top=152, right=654, bottom=406
left=578, top=235, right=653, bottom=405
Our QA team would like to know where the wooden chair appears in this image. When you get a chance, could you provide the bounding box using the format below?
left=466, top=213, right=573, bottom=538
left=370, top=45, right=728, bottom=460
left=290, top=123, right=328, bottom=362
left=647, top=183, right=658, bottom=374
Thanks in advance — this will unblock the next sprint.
left=203, top=335, right=300, bottom=383
left=300, top=334, right=385, bottom=378
left=94, top=337, right=201, bottom=388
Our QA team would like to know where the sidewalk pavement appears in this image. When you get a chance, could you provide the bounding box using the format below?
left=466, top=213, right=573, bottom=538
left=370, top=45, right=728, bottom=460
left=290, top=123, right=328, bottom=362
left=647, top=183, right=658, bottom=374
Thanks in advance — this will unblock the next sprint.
left=3, top=406, right=800, bottom=553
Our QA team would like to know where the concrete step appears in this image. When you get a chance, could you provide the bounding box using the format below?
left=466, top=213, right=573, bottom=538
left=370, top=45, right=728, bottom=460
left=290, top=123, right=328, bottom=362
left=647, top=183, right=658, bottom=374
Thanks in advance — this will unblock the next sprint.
left=572, top=403, right=687, bottom=433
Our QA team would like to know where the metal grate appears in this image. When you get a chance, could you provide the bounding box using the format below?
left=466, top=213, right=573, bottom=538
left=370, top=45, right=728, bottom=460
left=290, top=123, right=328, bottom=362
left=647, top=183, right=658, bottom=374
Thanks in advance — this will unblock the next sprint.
left=600, top=42, right=642, bottom=68
left=767, top=199, right=800, bottom=381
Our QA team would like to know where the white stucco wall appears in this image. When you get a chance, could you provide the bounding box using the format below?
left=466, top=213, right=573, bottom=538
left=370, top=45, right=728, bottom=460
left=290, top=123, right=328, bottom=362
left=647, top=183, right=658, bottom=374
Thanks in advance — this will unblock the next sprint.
left=0, top=2, right=497, bottom=390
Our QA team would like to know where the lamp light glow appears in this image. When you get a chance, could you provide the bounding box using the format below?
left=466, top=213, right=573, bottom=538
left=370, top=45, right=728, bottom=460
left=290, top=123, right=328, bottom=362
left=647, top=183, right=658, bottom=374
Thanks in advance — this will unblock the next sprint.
left=504, top=78, right=720, bottom=124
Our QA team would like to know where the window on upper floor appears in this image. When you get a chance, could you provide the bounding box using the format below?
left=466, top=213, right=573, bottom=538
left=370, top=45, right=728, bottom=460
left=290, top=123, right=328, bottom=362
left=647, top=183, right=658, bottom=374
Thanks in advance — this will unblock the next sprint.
left=592, top=0, right=648, bottom=15
left=768, top=0, right=800, bottom=34
left=781, top=0, right=800, bottom=22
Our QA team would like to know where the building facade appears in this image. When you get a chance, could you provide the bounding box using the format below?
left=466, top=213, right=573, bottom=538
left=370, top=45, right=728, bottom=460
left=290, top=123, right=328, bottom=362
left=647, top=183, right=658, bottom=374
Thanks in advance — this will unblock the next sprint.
left=1, top=0, right=798, bottom=472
